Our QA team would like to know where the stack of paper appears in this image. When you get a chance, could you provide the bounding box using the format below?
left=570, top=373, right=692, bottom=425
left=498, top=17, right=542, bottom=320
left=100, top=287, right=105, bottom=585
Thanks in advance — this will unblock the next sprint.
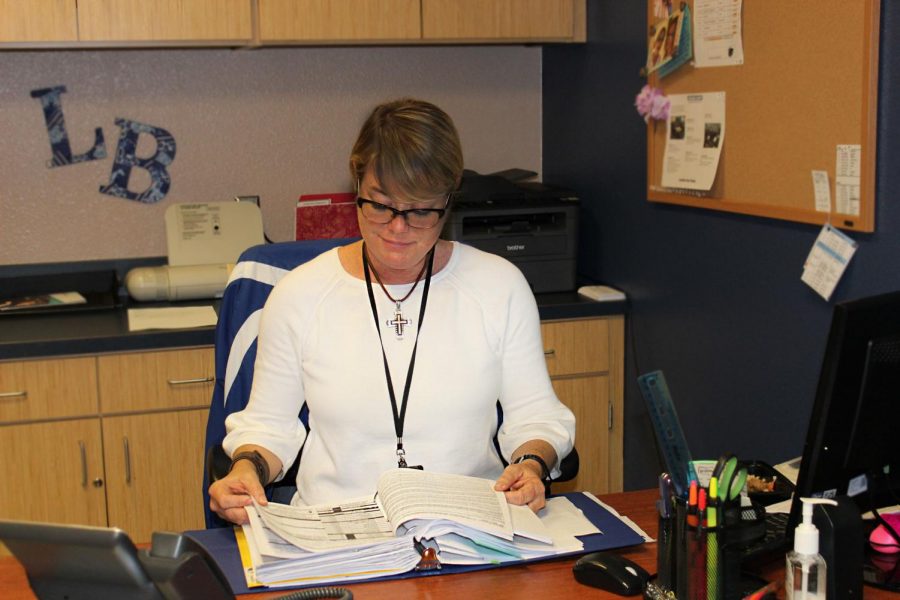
left=239, top=469, right=598, bottom=587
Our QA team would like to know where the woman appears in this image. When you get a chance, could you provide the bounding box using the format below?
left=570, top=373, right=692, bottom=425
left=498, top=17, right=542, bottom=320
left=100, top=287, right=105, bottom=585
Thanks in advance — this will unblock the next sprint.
left=209, top=98, right=575, bottom=525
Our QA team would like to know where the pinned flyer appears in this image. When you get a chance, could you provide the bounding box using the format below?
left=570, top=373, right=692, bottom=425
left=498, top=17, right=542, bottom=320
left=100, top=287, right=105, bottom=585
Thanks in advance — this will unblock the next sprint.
left=811, top=170, right=831, bottom=213
left=836, top=145, right=861, bottom=216
left=801, top=224, right=858, bottom=301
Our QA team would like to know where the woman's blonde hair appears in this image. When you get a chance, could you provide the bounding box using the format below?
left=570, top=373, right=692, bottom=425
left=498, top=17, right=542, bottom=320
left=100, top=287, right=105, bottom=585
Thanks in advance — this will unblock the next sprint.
left=350, top=98, right=464, bottom=202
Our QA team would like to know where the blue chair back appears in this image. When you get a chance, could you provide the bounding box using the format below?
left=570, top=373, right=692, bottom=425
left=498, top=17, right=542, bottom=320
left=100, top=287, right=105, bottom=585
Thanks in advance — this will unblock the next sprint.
left=202, top=238, right=354, bottom=528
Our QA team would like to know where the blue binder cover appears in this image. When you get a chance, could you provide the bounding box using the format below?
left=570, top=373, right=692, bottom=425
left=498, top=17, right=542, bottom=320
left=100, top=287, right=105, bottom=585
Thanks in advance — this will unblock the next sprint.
left=186, top=492, right=647, bottom=595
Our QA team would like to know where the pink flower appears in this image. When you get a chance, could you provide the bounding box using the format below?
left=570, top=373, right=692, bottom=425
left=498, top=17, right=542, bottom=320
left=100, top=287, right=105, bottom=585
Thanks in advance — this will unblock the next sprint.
left=635, top=85, right=670, bottom=122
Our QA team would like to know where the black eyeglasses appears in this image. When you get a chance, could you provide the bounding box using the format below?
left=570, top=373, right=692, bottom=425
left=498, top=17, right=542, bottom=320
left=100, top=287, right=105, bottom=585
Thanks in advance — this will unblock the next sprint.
left=356, top=196, right=450, bottom=229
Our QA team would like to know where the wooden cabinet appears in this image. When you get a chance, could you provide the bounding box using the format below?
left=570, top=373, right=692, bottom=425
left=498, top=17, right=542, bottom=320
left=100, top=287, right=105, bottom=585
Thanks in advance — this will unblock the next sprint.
left=0, top=356, right=97, bottom=422
left=258, top=0, right=420, bottom=43
left=76, top=0, right=253, bottom=43
left=1, top=0, right=583, bottom=47
left=541, top=316, right=624, bottom=495
left=0, top=419, right=107, bottom=528
left=0, top=347, right=213, bottom=552
left=0, top=0, right=77, bottom=43
left=98, top=347, right=214, bottom=413
left=422, top=0, right=585, bottom=42
left=0, top=0, right=252, bottom=46
left=96, top=347, right=213, bottom=542
left=102, top=409, right=209, bottom=543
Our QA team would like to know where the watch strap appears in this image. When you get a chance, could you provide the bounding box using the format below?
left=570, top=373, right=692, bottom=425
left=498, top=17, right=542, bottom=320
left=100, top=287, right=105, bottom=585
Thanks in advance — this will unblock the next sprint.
left=229, top=450, right=270, bottom=486
left=513, top=453, right=551, bottom=481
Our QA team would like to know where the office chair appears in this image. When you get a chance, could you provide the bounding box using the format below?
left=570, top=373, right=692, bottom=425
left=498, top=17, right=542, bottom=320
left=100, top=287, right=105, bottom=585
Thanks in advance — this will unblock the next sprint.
left=203, top=238, right=352, bottom=527
left=202, top=239, right=578, bottom=528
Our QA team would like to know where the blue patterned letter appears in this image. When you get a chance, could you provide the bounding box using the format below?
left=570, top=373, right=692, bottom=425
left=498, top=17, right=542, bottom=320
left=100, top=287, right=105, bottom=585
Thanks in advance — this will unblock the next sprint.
left=99, top=118, right=177, bottom=203
left=30, top=85, right=106, bottom=168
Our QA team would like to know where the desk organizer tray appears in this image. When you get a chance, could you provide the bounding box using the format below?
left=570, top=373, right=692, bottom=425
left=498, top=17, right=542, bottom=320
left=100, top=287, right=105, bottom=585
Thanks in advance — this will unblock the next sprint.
left=741, top=460, right=795, bottom=507
left=0, top=270, right=119, bottom=316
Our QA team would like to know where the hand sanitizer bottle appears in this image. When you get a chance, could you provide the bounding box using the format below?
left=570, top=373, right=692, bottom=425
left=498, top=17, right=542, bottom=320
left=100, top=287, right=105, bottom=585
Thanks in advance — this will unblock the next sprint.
left=786, top=498, right=834, bottom=599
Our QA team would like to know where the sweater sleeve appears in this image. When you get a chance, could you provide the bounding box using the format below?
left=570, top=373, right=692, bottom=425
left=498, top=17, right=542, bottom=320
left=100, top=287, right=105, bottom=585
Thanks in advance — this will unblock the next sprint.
left=495, top=268, right=576, bottom=476
left=221, top=272, right=309, bottom=478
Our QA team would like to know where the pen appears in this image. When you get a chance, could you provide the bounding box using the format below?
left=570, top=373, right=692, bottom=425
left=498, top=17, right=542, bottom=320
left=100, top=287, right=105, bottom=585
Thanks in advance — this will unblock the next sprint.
left=658, top=472, right=674, bottom=518
left=698, top=488, right=707, bottom=532
left=706, top=477, right=719, bottom=600
left=687, top=479, right=699, bottom=528
left=741, top=580, right=779, bottom=600
left=691, top=487, right=707, bottom=598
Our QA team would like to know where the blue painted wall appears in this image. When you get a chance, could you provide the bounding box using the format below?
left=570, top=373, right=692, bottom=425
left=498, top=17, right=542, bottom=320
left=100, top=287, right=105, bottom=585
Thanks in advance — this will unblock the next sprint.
left=543, top=2, right=900, bottom=490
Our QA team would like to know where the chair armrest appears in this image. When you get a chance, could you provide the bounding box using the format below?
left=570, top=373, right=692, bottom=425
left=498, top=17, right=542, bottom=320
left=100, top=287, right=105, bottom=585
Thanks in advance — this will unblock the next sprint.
left=206, top=444, right=232, bottom=484
left=555, top=447, right=580, bottom=483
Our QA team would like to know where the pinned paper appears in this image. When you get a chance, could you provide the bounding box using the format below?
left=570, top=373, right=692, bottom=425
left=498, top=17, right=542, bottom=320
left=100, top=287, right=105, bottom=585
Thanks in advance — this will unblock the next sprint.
left=693, top=0, right=744, bottom=68
left=801, top=224, right=858, bottom=301
left=835, top=145, right=861, bottom=216
left=661, top=92, right=726, bottom=191
left=811, top=170, right=831, bottom=213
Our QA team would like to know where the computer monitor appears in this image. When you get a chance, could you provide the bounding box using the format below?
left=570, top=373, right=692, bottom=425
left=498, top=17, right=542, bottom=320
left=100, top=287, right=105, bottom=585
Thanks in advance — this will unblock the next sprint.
left=791, top=290, right=900, bottom=528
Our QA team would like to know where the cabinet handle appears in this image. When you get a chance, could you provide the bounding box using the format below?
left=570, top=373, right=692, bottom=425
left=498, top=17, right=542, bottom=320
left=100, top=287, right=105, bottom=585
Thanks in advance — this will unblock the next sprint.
left=0, top=390, right=27, bottom=399
left=543, top=349, right=556, bottom=357
left=608, top=400, right=613, bottom=431
left=79, top=440, right=88, bottom=487
left=167, top=377, right=213, bottom=386
left=123, top=437, right=132, bottom=484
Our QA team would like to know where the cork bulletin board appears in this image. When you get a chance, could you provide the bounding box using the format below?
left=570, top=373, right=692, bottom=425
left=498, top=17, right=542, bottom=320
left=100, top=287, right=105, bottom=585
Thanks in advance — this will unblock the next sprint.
left=646, top=1, right=881, bottom=232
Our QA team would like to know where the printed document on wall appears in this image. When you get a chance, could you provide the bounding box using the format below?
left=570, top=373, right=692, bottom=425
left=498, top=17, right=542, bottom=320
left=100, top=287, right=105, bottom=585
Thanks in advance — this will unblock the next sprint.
left=694, top=0, right=744, bottom=67
left=661, top=92, right=725, bottom=191
left=801, top=224, right=858, bottom=301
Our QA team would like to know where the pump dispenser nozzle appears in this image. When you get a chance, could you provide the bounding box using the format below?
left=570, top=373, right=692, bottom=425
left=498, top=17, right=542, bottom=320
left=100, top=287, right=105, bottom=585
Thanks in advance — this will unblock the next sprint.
left=794, top=498, right=837, bottom=555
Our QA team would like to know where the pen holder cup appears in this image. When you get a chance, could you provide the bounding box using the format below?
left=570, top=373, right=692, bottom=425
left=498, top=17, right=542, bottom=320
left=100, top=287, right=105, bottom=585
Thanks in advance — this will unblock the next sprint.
left=717, top=501, right=767, bottom=600
left=664, top=498, right=766, bottom=600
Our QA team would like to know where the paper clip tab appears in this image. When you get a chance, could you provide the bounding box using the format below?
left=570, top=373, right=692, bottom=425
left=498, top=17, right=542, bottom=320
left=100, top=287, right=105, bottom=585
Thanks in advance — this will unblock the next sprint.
left=414, top=540, right=442, bottom=571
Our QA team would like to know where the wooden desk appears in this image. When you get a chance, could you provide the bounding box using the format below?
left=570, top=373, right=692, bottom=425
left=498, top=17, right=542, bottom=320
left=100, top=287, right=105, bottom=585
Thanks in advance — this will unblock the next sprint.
left=1, top=490, right=895, bottom=599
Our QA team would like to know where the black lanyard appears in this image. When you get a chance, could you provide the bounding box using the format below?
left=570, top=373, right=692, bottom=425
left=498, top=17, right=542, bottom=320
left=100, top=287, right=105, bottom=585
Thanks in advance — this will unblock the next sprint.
left=362, top=243, right=435, bottom=469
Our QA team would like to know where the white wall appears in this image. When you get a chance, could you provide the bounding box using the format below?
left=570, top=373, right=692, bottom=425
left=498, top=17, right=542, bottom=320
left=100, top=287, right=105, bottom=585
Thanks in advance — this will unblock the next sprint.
left=0, top=45, right=542, bottom=265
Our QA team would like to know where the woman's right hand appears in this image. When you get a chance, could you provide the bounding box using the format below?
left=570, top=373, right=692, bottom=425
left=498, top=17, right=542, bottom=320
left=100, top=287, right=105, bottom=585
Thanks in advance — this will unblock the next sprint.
left=208, top=460, right=269, bottom=525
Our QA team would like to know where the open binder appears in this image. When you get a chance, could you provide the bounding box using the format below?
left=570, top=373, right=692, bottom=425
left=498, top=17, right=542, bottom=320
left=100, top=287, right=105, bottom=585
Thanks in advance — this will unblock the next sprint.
left=186, top=491, right=647, bottom=594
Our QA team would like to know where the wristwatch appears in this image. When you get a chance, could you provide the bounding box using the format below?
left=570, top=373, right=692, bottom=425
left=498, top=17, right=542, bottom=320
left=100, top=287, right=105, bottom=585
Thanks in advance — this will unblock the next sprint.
left=513, top=453, right=551, bottom=482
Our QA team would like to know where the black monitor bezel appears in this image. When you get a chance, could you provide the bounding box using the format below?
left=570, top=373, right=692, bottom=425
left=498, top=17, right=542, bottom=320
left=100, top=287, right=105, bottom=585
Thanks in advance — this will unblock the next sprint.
left=791, top=290, right=900, bottom=530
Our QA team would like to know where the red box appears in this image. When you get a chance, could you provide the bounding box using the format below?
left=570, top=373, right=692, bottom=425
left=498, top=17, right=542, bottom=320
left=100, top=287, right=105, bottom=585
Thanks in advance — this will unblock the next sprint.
left=295, top=192, right=361, bottom=240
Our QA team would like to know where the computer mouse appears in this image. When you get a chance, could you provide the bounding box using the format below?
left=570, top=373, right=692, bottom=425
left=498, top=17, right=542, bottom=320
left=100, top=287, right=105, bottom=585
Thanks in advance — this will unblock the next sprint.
left=572, top=551, right=650, bottom=596
left=869, top=515, right=900, bottom=554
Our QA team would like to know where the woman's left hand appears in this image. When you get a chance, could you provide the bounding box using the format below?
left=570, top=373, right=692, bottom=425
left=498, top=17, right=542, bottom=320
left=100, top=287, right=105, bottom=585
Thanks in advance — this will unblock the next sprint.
left=494, top=462, right=546, bottom=512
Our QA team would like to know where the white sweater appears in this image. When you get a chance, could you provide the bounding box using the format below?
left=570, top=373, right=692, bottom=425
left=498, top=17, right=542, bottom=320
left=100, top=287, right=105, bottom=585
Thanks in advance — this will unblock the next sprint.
left=223, top=242, right=575, bottom=505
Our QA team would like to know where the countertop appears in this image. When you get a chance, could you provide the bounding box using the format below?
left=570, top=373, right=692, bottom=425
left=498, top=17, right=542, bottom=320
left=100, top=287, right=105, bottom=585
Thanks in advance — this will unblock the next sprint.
left=0, top=292, right=627, bottom=361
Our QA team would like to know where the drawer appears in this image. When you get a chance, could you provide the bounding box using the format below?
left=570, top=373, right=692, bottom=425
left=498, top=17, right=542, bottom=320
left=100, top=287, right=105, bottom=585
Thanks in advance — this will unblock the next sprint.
left=98, top=348, right=214, bottom=413
left=540, top=318, right=609, bottom=377
left=0, top=357, right=98, bottom=423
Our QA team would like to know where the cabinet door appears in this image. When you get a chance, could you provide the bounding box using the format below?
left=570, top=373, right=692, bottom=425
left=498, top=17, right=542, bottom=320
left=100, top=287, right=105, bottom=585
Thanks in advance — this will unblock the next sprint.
left=258, top=0, right=420, bottom=42
left=98, top=348, right=214, bottom=413
left=0, top=420, right=106, bottom=527
left=541, top=318, right=610, bottom=378
left=551, top=375, right=610, bottom=495
left=422, top=0, right=581, bottom=42
left=0, top=0, right=77, bottom=42
left=77, top=0, right=253, bottom=42
left=0, top=356, right=98, bottom=423
left=102, top=409, right=209, bottom=544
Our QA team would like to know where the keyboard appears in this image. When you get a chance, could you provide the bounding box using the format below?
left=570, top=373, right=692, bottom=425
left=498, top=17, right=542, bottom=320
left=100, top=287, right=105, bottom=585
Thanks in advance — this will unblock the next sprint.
left=741, top=512, right=790, bottom=561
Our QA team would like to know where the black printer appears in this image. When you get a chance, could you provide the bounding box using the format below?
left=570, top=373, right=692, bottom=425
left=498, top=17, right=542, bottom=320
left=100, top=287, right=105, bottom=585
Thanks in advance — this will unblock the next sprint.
left=441, top=172, right=579, bottom=293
